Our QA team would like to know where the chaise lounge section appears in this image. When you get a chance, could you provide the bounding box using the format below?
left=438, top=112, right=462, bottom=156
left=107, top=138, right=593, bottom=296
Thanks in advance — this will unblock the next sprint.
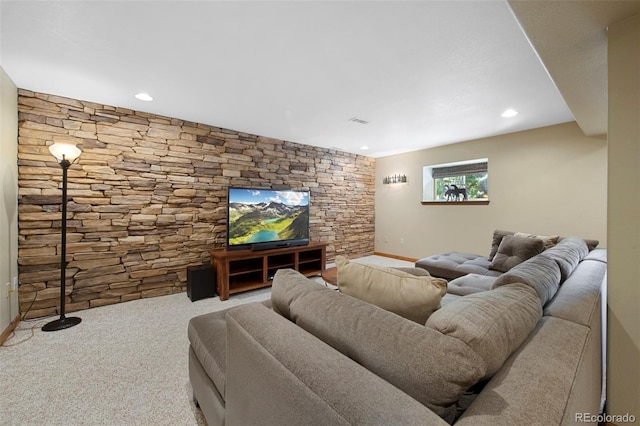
left=415, top=229, right=599, bottom=281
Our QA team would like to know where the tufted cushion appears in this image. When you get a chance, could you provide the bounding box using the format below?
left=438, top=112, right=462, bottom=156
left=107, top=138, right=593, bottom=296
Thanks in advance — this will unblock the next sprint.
left=416, top=252, right=501, bottom=280
left=336, top=256, right=447, bottom=324
left=489, top=235, right=545, bottom=272
left=426, top=283, right=542, bottom=379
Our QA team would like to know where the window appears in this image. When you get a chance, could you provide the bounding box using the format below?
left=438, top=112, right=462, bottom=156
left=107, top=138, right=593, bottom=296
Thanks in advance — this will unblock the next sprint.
left=422, top=159, right=489, bottom=203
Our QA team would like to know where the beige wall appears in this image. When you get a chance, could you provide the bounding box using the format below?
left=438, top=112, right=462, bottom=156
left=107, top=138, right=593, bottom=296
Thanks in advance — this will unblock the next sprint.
left=1, top=66, right=19, bottom=333
left=607, top=13, right=640, bottom=417
left=375, top=121, right=607, bottom=259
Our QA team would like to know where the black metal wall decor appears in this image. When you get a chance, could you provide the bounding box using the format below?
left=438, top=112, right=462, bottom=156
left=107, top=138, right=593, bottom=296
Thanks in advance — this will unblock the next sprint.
left=383, top=174, right=407, bottom=185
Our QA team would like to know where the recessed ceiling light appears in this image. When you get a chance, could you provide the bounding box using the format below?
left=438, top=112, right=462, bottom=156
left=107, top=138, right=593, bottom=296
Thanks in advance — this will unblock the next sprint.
left=135, top=93, right=154, bottom=101
left=501, top=108, right=518, bottom=118
left=360, top=145, right=369, bottom=150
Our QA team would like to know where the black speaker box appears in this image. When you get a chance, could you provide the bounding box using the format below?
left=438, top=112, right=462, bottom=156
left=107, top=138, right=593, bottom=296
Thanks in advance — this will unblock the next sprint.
left=187, top=264, right=216, bottom=302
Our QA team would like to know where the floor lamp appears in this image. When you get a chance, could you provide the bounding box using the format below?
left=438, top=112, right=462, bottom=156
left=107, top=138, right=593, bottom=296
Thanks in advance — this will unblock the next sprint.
left=42, top=142, right=82, bottom=332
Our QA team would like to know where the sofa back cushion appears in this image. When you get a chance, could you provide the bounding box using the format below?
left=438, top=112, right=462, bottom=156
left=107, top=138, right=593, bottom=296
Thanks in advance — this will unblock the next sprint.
left=492, top=253, right=561, bottom=306
left=335, top=256, right=447, bottom=323
left=271, top=269, right=485, bottom=421
left=426, top=283, right=542, bottom=379
left=541, top=237, right=589, bottom=281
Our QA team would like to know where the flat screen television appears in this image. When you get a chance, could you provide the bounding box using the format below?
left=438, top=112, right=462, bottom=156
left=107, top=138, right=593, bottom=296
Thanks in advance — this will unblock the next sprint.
left=227, top=187, right=310, bottom=251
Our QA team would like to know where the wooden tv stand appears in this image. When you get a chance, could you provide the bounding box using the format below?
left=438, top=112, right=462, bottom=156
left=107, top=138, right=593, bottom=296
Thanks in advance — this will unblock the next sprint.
left=210, top=242, right=327, bottom=300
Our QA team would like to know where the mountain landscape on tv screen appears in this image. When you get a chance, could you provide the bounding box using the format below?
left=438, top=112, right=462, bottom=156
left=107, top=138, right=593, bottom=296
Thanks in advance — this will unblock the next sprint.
left=228, top=201, right=309, bottom=245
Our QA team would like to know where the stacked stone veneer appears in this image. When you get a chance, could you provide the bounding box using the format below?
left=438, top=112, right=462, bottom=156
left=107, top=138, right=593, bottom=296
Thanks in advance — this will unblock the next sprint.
left=17, top=90, right=375, bottom=319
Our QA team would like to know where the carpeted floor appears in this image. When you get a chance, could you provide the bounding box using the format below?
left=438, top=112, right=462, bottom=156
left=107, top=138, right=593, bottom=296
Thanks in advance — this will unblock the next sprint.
left=0, top=256, right=412, bottom=426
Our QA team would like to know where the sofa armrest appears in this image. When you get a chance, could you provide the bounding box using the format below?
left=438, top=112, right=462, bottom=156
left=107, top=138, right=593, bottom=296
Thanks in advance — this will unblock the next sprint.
left=225, top=302, right=447, bottom=426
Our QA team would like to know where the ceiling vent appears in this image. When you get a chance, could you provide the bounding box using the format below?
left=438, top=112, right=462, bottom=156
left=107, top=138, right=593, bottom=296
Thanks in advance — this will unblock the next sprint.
left=349, top=117, right=369, bottom=124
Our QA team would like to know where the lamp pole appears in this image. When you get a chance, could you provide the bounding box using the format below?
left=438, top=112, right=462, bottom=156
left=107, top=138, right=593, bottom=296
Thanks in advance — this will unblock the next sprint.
left=43, top=144, right=82, bottom=332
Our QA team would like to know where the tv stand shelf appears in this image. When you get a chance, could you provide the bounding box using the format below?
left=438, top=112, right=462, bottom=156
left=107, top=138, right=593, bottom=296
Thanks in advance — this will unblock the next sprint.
left=210, top=242, right=327, bottom=300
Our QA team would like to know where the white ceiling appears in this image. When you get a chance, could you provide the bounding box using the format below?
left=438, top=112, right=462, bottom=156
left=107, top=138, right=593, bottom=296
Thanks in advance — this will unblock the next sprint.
left=1, top=1, right=637, bottom=158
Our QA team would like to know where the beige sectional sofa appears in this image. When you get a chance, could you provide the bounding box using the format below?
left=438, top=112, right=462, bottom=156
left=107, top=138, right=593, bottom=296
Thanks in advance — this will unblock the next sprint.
left=188, top=236, right=606, bottom=425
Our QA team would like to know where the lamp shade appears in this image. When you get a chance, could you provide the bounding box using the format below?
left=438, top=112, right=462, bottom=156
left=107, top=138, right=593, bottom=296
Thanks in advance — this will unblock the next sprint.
left=49, top=142, right=82, bottom=163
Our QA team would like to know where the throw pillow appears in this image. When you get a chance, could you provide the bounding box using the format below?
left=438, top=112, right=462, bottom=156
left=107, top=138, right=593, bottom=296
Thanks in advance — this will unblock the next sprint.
left=335, top=256, right=447, bottom=324
left=489, top=234, right=545, bottom=273
left=583, top=238, right=599, bottom=251
left=488, top=229, right=515, bottom=260
left=514, top=232, right=560, bottom=250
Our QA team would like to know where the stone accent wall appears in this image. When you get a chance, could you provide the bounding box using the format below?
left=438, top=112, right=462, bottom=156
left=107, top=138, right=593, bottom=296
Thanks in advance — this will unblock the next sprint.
left=17, top=90, right=375, bottom=319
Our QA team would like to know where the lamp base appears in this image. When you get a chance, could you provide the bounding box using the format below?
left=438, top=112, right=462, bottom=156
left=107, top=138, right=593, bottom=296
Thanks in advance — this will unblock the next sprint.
left=42, top=316, right=82, bottom=332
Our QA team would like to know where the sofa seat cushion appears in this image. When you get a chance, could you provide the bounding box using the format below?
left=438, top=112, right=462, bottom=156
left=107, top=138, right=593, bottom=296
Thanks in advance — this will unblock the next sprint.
left=271, top=269, right=486, bottom=421
left=426, top=283, right=542, bottom=379
left=489, top=234, right=545, bottom=273
left=447, top=274, right=497, bottom=296
left=188, top=309, right=229, bottom=399
left=415, top=252, right=502, bottom=280
left=336, top=256, right=447, bottom=324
